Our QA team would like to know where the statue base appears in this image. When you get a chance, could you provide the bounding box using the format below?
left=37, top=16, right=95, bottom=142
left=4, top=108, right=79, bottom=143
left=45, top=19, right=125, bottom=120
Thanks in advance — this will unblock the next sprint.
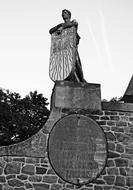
left=51, top=81, right=101, bottom=111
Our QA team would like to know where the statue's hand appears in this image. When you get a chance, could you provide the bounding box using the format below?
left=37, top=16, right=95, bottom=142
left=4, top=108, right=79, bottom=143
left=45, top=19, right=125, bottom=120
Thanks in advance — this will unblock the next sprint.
left=56, top=26, right=63, bottom=35
left=72, top=19, right=78, bottom=26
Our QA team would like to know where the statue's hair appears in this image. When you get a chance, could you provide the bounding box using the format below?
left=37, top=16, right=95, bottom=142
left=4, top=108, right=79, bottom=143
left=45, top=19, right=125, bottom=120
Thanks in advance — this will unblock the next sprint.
left=62, top=9, right=71, bottom=18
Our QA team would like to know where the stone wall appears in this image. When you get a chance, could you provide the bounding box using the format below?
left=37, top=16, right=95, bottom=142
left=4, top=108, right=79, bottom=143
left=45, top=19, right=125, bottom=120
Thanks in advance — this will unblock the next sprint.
left=1, top=81, right=133, bottom=190
left=0, top=102, right=133, bottom=189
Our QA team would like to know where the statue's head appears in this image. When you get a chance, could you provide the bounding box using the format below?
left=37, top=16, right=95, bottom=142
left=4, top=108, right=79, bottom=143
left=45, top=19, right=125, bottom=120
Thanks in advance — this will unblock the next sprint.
left=62, top=9, right=71, bottom=20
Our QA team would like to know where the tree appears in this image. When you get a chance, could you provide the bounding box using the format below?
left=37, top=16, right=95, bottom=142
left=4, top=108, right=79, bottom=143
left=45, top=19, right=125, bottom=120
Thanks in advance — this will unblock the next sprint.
left=0, top=89, right=50, bottom=146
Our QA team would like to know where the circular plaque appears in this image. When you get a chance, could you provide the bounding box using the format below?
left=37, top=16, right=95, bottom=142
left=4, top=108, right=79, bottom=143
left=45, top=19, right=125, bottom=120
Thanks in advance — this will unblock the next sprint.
left=48, top=114, right=107, bottom=185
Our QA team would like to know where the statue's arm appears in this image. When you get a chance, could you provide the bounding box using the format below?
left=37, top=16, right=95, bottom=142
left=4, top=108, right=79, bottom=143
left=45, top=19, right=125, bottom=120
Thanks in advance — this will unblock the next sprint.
left=49, top=24, right=63, bottom=34
left=63, top=20, right=78, bottom=29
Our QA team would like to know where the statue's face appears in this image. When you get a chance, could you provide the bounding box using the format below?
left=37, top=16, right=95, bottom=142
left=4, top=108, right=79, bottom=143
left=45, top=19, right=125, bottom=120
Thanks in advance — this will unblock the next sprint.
left=62, top=10, right=71, bottom=20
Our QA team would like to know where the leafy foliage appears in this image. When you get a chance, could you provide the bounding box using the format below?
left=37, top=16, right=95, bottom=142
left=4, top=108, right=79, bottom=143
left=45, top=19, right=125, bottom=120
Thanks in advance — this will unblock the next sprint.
left=0, top=89, right=50, bottom=146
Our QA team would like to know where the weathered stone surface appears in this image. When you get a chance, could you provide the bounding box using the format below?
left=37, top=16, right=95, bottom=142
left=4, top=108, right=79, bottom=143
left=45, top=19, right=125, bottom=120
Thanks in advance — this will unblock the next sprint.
left=58, top=178, right=66, bottom=184
left=36, top=167, right=47, bottom=174
left=14, top=188, right=25, bottom=190
left=21, top=165, right=35, bottom=175
left=102, top=102, right=133, bottom=112
left=52, top=81, right=101, bottom=111
left=51, top=184, right=62, bottom=190
left=94, top=185, right=103, bottom=190
left=115, top=133, right=129, bottom=144
left=116, top=121, right=127, bottom=127
left=48, top=114, right=107, bottom=185
left=107, top=121, right=116, bottom=126
left=110, top=116, right=120, bottom=121
left=4, top=156, right=12, bottom=162
left=103, top=186, right=113, bottom=190
left=47, top=168, right=55, bottom=174
left=108, top=151, right=120, bottom=158
left=103, top=176, right=115, bottom=185
left=3, top=186, right=13, bottom=190
left=8, top=179, right=24, bottom=187
left=33, top=183, right=49, bottom=190
left=101, top=168, right=106, bottom=175
left=26, top=158, right=40, bottom=164
left=17, top=174, right=28, bottom=180
left=0, top=131, right=47, bottom=157
left=104, top=111, right=118, bottom=116
left=66, top=183, right=75, bottom=189
left=0, top=176, right=6, bottom=182
left=29, top=175, right=42, bottom=182
left=13, top=158, right=25, bottom=162
left=6, top=175, right=16, bottom=180
left=108, top=142, right=115, bottom=151
left=126, top=177, right=133, bottom=187
left=129, top=128, right=133, bottom=133
left=107, top=168, right=119, bottom=175
left=93, top=179, right=105, bottom=184
left=125, top=147, right=133, bottom=154
left=115, top=158, right=128, bottom=167
left=25, top=182, right=33, bottom=189
left=0, top=167, right=3, bottom=175
left=111, top=126, right=124, bottom=133
left=107, top=159, right=115, bottom=167
left=100, top=116, right=110, bottom=120
left=4, top=162, right=21, bottom=174
left=125, top=168, right=133, bottom=176
left=0, top=158, right=6, bottom=168
left=119, top=168, right=127, bottom=176
left=116, top=144, right=124, bottom=153
left=42, top=176, right=57, bottom=183
left=115, top=176, right=125, bottom=186
left=105, top=132, right=116, bottom=141
left=97, top=121, right=106, bottom=126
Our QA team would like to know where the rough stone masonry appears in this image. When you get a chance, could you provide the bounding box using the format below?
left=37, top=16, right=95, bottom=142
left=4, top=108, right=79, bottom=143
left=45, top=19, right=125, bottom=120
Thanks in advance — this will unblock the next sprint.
left=0, top=81, right=133, bottom=189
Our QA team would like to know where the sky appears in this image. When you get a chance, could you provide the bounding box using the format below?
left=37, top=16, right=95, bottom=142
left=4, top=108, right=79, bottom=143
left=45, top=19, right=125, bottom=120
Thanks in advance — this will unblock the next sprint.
left=0, top=0, right=133, bottom=104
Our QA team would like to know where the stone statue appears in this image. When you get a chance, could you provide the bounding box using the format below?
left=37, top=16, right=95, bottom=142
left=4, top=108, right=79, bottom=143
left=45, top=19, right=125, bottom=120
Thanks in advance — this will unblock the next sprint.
left=49, top=9, right=85, bottom=82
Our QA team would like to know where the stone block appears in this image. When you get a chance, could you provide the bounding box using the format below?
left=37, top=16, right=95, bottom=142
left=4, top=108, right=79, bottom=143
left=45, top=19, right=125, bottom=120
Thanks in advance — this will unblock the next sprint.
left=21, top=164, right=35, bottom=175
left=115, top=158, right=128, bottom=167
left=125, top=147, right=133, bottom=154
left=14, top=188, right=25, bottom=190
left=105, top=132, right=116, bottom=141
left=108, top=151, right=120, bottom=158
left=107, top=168, right=119, bottom=175
left=115, top=133, right=129, bottom=144
left=110, top=116, right=120, bottom=121
left=29, top=175, right=42, bottom=182
left=94, top=185, right=103, bottom=190
left=25, top=182, right=33, bottom=189
left=47, top=168, right=55, bottom=174
left=0, top=176, right=6, bottom=183
left=42, top=176, right=57, bottom=183
left=4, top=162, right=21, bottom=175
left=6, top=175, right=16, bottom=180
left=17, top=174, right=28, bottom=180
left=52, top=81, right=101, bottom=111
left=33, top=183, right=49, bottom=190
left=8, top=179, right=24, bottom=187
left=126, top=177, right=133, bottom=187
left=119, top=168, right=127, bottom=176
left=115, top=176, right=125, bottom=186
left=51, top=184, right=62, bottom=190
left=107, top=142, right=115, bottom=151
left=116, top=144, right=124, bottom=153
left=107, top=159, right=115, bottom=167
left=36, top=167, right=47, bottom=174
left=103, top=176, right=115, bottom=185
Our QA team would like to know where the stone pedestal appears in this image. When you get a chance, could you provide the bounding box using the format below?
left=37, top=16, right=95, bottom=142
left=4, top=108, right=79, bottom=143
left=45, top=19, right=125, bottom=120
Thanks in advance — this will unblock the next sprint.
left=51, top=81, right=101, bottom=111
left=45, top=81, right=101, bottom=134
